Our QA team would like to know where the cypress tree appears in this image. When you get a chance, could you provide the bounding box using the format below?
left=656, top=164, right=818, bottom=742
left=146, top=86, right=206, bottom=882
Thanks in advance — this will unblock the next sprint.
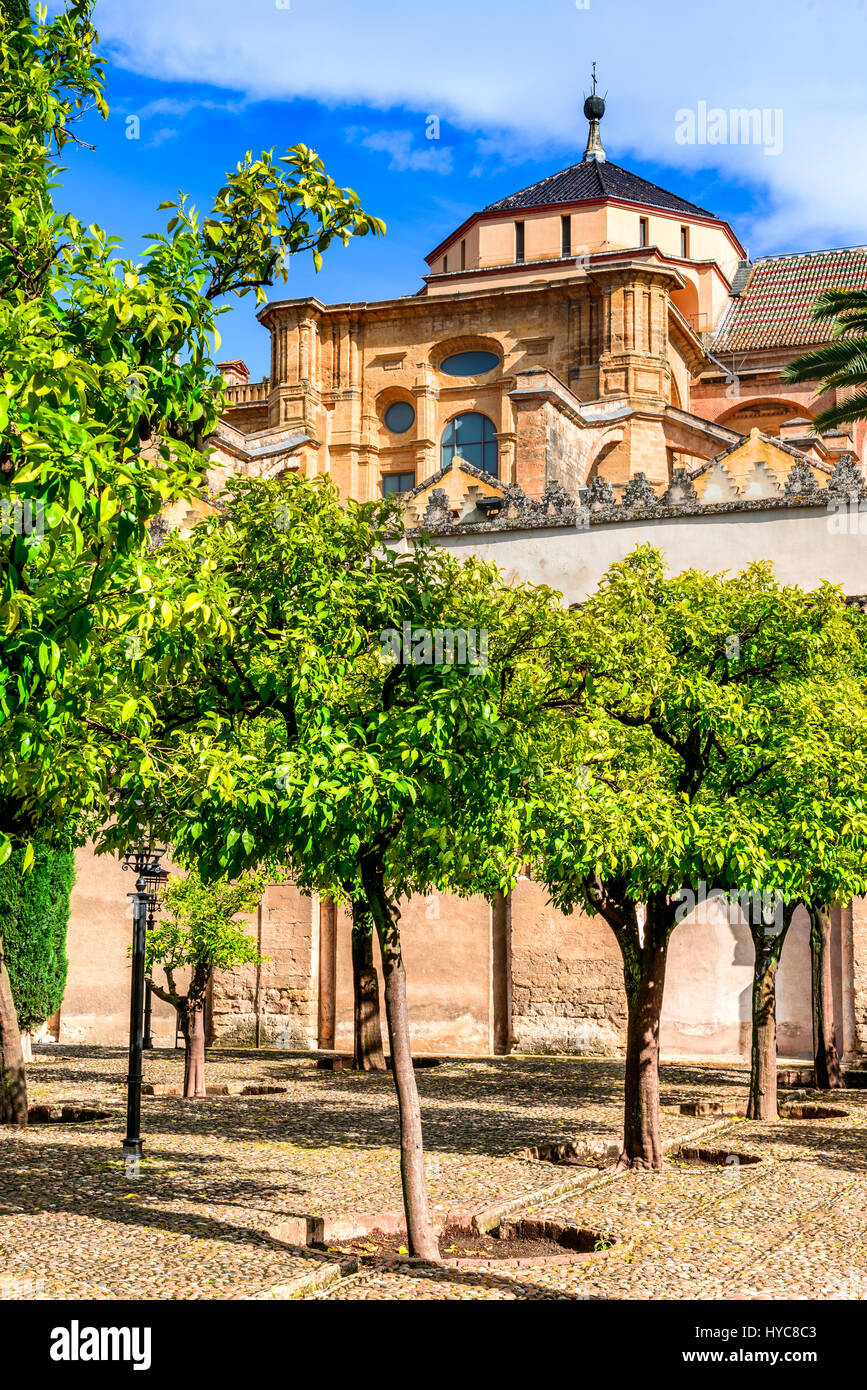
left=0, top=843, right=75, bottom=1038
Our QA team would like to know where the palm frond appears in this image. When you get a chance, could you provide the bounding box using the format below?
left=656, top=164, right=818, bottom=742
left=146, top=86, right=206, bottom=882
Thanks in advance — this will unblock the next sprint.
left=810, top=288, right=867, bottom=322
left=810, top=390, right=867, bottom=434
left=783, top=337, right=867, bottom=386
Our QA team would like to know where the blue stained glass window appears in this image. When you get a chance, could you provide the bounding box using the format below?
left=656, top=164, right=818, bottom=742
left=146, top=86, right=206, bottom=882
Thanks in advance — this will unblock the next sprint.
left=384, top=401, right=415, bottom=433
left=439, top=350, right=499, bottom=377
left=441, top=412, right=498, bottom=476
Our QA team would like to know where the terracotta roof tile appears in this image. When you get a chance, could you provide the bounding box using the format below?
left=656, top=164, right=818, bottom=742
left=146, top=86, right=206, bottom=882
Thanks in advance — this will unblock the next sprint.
left=714, top=247, right=867, bottom=352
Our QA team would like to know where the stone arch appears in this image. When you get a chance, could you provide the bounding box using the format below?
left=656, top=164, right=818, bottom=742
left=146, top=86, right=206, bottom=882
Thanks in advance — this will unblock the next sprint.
left=716, top=396, right=814, bottom=438
left=584, top=427, right=626, bottom=485
left=430, top=334, right=504, bottom=374
left=374, top=385, right=419, bottom=442
left=440, top=402, right=499, bottom=431
left=439, top=409, right=499, bottom=476
left=375, top=384, right=417, bottom=412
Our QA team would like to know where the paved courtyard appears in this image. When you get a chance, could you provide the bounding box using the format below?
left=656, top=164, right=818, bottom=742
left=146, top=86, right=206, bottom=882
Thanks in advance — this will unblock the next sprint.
left=0, top=1047, right=864, bottom=1300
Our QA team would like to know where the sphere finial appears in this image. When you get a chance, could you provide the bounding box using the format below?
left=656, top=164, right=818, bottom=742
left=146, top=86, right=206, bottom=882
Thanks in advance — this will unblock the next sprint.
left=583, top=61, right=605, bottom=122
left=582, top=63, right=607, bottom=162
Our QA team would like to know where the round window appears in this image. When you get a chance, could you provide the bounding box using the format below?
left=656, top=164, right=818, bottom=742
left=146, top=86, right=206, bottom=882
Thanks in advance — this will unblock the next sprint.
left=383, top=401, right=415, bottom=434
left=439, top=350, right=500, bottom=377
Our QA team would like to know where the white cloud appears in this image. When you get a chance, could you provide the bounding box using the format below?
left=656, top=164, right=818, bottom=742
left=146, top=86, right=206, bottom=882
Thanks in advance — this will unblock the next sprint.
left=352, top=128, right=453, bottom=174
left=132, top=95, right=248, bottom=121
left=77, top=0, right=867, bottom=251
left=147, top=126, right=180, bottom=148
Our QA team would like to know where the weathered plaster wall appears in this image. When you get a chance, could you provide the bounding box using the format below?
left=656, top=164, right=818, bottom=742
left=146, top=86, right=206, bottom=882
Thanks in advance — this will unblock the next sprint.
left=60, top=845, right=850, bottom=1060
left=331, top=890, right=492, bottom=1055
left=663, top=901, right=813, bottom=1059
left=436, top=506, right=867, bottom=605
left=61, top=846, right=179, bottom=1046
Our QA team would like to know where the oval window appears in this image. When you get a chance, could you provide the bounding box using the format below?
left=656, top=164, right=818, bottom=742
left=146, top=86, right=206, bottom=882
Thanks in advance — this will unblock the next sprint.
left=384, top=401, right=415, bottom=433
left=439, top=350, right=499, bottom=377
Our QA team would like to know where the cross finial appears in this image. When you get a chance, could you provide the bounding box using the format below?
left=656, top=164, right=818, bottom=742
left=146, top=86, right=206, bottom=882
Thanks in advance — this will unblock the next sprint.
left=582, top=64, right=607, bottom=163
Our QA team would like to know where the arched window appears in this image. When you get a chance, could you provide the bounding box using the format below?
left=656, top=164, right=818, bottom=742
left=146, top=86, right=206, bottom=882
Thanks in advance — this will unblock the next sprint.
left=441, top=412, right=498, bottom=476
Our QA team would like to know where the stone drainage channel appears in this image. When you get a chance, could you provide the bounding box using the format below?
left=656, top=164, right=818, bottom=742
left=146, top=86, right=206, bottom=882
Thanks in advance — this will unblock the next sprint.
left=253, top=1114, right=742, bottom=1299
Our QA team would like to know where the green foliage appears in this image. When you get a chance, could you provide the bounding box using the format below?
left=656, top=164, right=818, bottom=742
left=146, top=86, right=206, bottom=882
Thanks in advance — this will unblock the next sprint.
left=1, top=1, right=31, bottom=30
left=0, top=838, right=75, bottom=1030
left=0, top=2, right=383, bottom=865
left=102, top=473, right=563, bottom=921
left=528, top=546, right=867, bottom=924
left=144, top=867, right=264, bottom=983
left=783, top=287, right=867, bottom=432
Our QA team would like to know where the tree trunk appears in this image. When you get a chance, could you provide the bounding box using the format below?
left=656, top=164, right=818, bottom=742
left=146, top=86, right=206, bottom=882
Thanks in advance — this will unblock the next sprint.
left=361, top=857, right=439, bottom=1262
left=746, top=905, right=794, bottom=1121
left=748, top=948, right=779, bottom=1120
left=182, top=966, right=209, bottom=1099
left=809, top=903, right=844, bottom=1090
left=619, top=927, right=669, bottom=1169
left=351, top=897, right=386, bottom=1071
left=181, top=1002, right=207, bottom=1098
left=0, top=932, right=27, bottom=1125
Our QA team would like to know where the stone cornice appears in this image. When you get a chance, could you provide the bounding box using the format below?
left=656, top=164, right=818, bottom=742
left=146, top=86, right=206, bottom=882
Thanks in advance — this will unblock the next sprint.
left=405, top=465, right=867, bottom=540
left=407, top=491, right=863, bottom=539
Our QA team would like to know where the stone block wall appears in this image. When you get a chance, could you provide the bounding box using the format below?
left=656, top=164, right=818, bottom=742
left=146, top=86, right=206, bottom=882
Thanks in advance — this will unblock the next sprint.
left=544, top=399, right=587, bottom=498
left=509, top=878, right=626, bottom=1054
left=850, top=897, right=867, bottom=1055
left=209, top=883, right=317, bottom=1048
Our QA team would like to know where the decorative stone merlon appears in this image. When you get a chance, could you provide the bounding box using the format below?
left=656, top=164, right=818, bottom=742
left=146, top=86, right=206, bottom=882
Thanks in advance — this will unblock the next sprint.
left=621, top=471, right=659, bottom=510
left=420, top=488, right=453, bottom=530
left=662, top=468, right=698, bottom=506
left=784, top=462, right=820, bottom=498
left=828, top=453, right=867, bottom=498
left=586, top=476, right=616, bottom=508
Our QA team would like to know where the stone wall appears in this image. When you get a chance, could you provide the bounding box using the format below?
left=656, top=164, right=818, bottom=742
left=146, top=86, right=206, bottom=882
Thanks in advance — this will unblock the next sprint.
left=60, top=849, right=865, bottom=1063
left=331, top=890, right=493, bottom=1055
left=510, top=878, right=626, bottom=1054
left=208, top=883, right=317, bottom=1048
left=851, top=898, right=867, bottom=1055
left=509, top=882, right=820, bottom=1062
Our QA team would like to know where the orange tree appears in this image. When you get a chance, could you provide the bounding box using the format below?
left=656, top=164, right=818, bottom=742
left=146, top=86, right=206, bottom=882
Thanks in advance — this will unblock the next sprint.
left=0, top=0, right=382, bottom=1122
left=527, top=548, right=867, bottom=1164
left=144, top=868, right=266, bottom=1098
left=101, top=473, right=569, bottom=1260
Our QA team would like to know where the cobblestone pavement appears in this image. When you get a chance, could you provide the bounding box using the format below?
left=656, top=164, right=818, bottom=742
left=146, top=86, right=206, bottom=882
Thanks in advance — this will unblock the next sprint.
left=0, top=1047, right=864, bottom=1300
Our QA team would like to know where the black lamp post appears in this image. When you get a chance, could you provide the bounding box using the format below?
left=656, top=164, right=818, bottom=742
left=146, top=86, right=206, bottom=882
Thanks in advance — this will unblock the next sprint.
left=141, top=870, right=168, bottom=1049
left=121, top=844, right=167, bottom=1167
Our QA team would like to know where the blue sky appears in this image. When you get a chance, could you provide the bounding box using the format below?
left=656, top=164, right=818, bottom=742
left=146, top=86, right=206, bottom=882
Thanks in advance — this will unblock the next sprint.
left=52, top=0, right=867, bottom=379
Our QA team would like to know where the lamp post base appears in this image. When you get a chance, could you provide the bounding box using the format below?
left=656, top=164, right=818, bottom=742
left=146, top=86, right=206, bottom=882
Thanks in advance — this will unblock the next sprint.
left=122, top=1137, right=143, bottom=1160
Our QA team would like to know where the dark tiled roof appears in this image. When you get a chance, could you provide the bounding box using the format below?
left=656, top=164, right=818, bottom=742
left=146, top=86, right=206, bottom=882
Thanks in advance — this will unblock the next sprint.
left=484, top=159, right=717, bottom=218
left=714, top=248, right=867, bottom=352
